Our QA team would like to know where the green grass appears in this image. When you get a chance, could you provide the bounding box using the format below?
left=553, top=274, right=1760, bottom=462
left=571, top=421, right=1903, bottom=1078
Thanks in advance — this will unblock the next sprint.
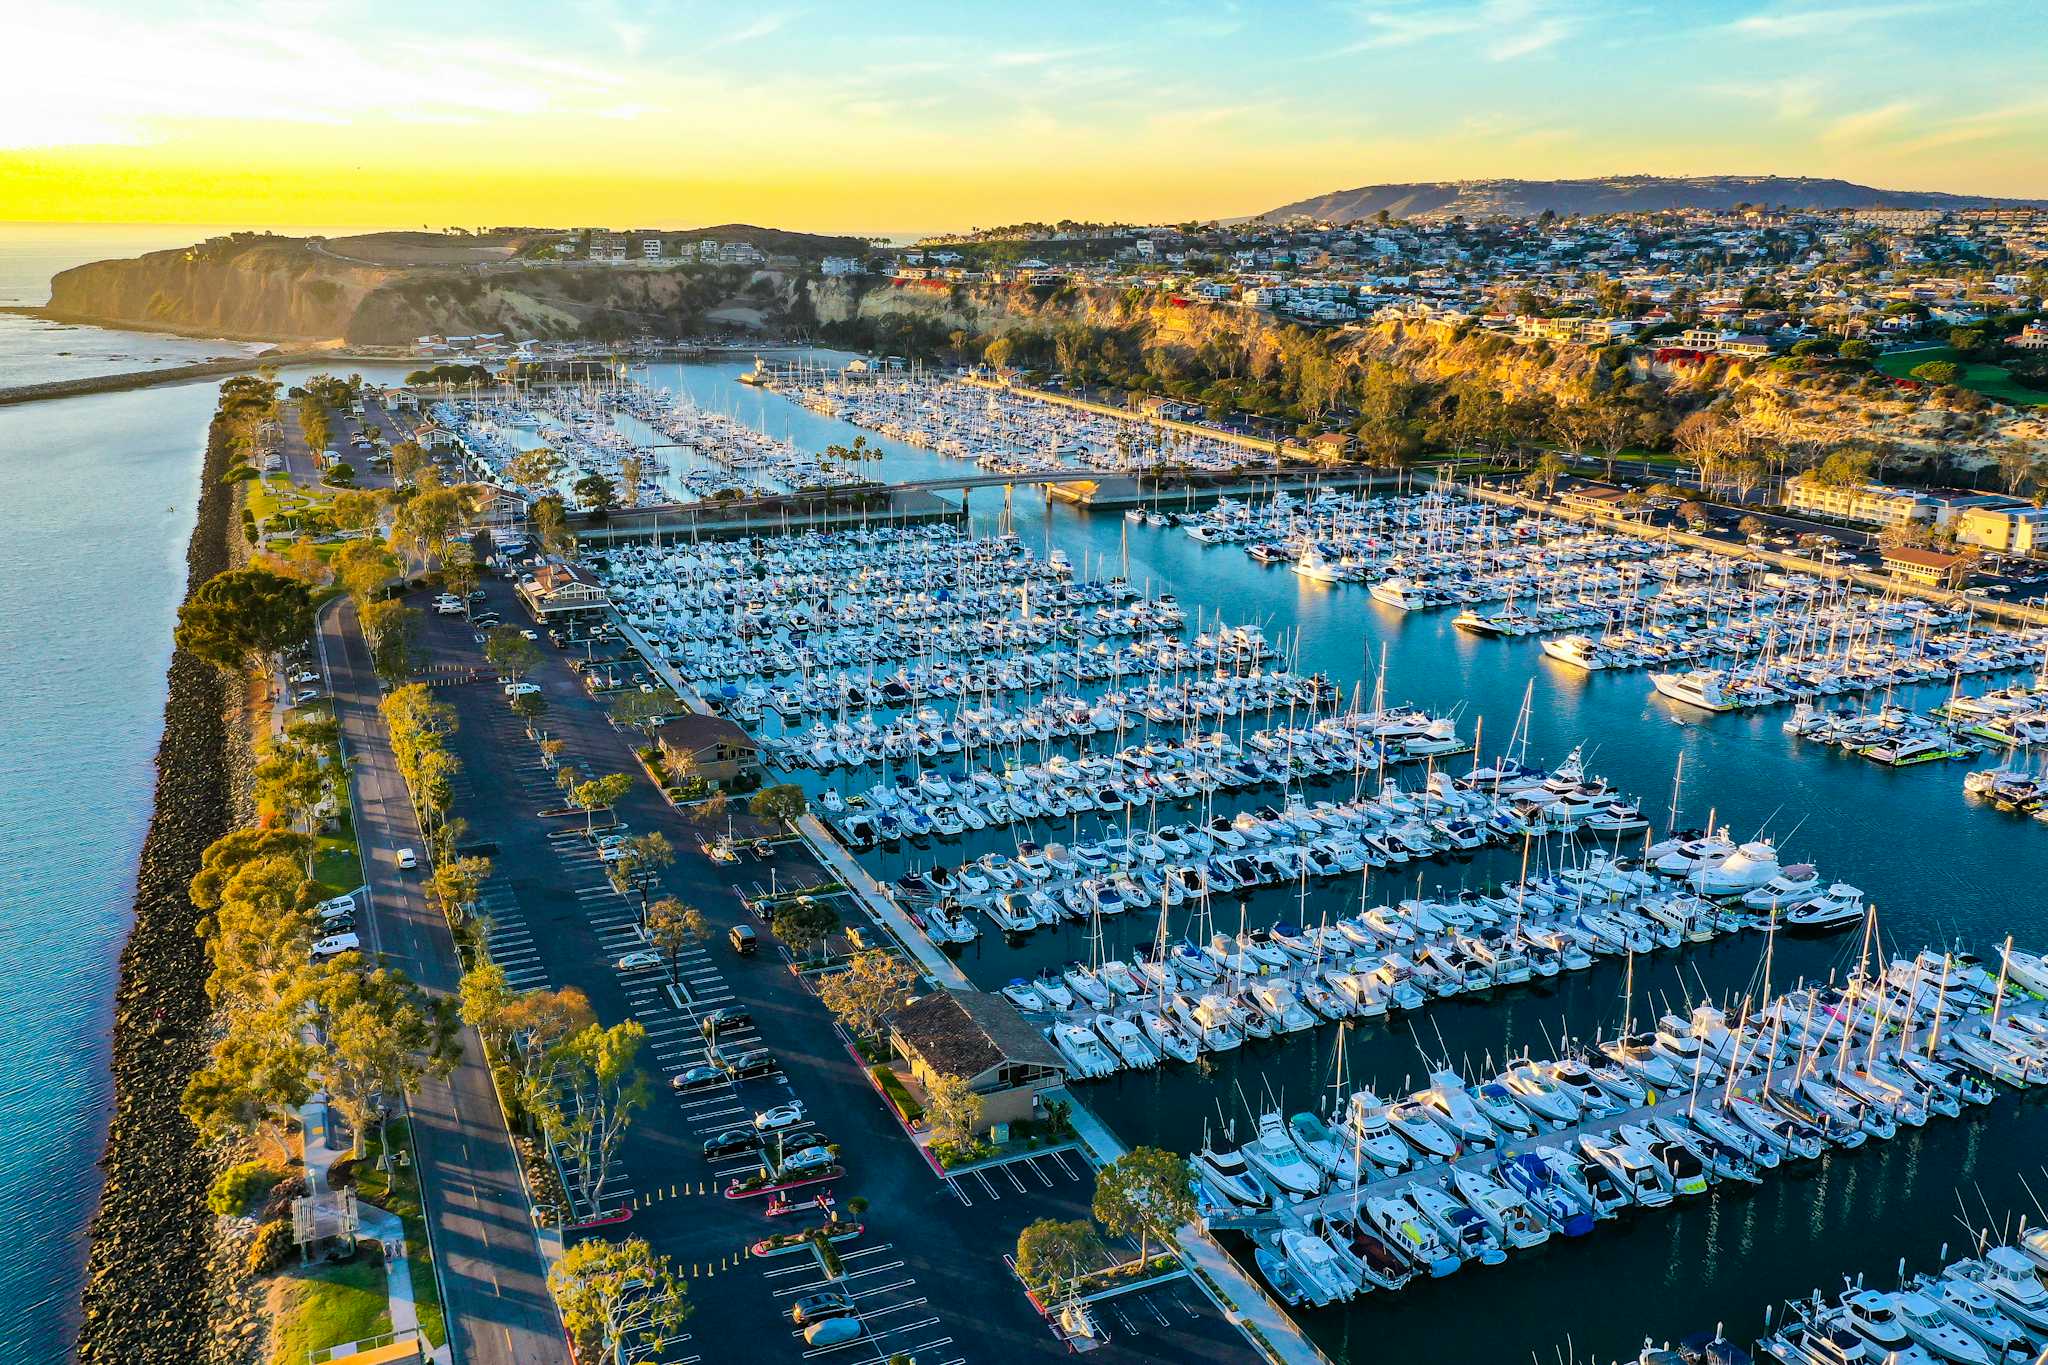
left=869, top=1065, right=923, bottom=1125
left=351, top=1119, right=446, bottom=1349
left=1876, top=345, right=2047, bottom=407
left=310, top=810, right=362, bottom=898
left=267, top=1254, right=391, bottom=1365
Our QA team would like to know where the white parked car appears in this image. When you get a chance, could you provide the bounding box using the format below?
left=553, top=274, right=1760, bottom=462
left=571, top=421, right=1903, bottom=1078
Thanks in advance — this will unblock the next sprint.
left=754, top=1102, right=806, bottom=1132
left=504, top=682, right=541, bottom=697
left=394, top=847, right=419, bottom=870
left=779, top=1145, right=835, bottom=1175
left=616, top=950, right=662, bottom=971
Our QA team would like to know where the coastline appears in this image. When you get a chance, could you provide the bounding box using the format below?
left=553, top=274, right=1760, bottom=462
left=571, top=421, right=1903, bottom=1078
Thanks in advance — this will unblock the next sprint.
left=2, top=303, right=340, bottom=346
left=71, top=391, right=242, bottom=1364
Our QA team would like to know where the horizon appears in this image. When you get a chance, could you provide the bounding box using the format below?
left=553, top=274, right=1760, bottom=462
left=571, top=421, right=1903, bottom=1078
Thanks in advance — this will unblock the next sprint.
left=5, top=0, right=2046, bottom=231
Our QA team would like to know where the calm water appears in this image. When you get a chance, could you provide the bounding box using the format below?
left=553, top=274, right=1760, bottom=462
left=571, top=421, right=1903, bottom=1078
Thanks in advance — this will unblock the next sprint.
left=620, top=362, right=2048, bottom=1363
left=0, top=221, right=400, bottom=1359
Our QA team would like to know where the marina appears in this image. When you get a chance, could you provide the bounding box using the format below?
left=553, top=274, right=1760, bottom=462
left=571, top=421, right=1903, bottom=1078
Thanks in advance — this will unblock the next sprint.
left=578, top=393, right=2048, bottom=1361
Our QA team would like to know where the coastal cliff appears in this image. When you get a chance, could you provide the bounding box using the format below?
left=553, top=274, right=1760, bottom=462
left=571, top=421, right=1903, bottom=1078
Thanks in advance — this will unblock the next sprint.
left=47, top=231, right=817, bottom=345
left=48, top=238, right=382, bottom=341
left=810, top=278, right=2048, bottom=477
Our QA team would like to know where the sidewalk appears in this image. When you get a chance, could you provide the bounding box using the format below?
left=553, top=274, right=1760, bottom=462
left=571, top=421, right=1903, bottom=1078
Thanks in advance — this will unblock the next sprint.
left=794, top=812, right=972, bottom=989
left=1052, top=1088, right=1333, bottom=1365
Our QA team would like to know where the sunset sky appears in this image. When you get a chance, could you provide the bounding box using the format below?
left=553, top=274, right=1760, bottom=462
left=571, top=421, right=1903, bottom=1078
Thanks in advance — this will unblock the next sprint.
left=4, top=0, right=2044, bottom=234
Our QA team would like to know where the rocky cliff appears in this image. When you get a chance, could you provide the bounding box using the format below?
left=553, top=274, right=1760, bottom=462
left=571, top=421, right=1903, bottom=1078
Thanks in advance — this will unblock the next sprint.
left=47, top=235, right=815, bottom=344
left=819, top=278, right=2048, bottom=477
left=48, top=239, right=381, bottom=340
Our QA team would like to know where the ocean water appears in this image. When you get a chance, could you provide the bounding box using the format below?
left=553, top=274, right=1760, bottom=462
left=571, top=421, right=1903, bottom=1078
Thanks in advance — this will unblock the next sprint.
left=0, top=222, right=391, bottom=1361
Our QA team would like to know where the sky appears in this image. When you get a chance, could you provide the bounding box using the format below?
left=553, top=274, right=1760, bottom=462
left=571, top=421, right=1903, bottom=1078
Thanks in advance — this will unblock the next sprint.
left=2, top=0, right=2044, bottom=235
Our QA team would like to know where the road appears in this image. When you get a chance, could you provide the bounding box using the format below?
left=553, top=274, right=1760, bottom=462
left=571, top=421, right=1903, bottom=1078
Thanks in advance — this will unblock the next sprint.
left=320, top=597, right=569, bottom=1365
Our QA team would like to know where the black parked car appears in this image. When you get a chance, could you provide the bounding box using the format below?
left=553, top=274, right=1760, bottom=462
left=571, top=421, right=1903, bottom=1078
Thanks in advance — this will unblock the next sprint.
left=699, top=1006, right=751, bottom=1037
left=701, top=1127, right=758, bottom=1159
left=670, top=1065, right=724, bottom=1092
left=715, top=1048, right=776, bottom=1079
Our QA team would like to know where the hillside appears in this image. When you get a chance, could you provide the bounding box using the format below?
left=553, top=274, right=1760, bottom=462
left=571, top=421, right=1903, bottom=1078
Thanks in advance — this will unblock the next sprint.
left=44, top=232, right=824, bottom=344
left=811, top=277, right=2048, bottom=480
left=1255, top=175, right=2048, bottom=223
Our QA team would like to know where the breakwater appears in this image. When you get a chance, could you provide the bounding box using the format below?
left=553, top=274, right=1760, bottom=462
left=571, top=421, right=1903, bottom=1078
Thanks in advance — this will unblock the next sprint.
left=71, top=398, right=239, bottom=1364
left=0, top=345, right=338, bottom=408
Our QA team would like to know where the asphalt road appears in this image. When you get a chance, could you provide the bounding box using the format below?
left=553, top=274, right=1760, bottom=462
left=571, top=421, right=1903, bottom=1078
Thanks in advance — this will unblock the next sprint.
left=320, top=598, right=568, bottom=1365
left=411, top=575, right=1248, bottom=1363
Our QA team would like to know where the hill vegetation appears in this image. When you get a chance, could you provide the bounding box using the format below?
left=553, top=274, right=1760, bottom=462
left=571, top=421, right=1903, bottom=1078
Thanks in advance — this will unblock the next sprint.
left=1256, top=175, right=2048, bottom=223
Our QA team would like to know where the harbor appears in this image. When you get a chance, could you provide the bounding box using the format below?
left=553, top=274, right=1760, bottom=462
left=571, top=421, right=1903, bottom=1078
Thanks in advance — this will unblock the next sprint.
left=564, top=360, right=2048, bottom=1363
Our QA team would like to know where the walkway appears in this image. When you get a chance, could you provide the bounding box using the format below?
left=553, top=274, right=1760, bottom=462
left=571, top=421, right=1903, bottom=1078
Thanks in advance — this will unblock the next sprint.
left=794, top=812, right=973, bottom=989
left=1052, top=1088, right=1334, bottom=1365
left=318, top=598, right=568, bottom=1365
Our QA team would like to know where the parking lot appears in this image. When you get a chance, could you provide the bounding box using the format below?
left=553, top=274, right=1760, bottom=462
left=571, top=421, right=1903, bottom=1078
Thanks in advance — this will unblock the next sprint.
left=942, top=1148, right=1247, bottom=1363
left=399, top=570, right=1089, bottom=1361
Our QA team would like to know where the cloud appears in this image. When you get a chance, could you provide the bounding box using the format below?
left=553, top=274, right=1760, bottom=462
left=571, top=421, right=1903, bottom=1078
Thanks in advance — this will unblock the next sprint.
left=1893, top=96, right=2048, bottom=154
left=1702, top=77, right=1825, bottom=121
left=709, top=12, right=794, bottom=48
left=1729, top=2, right=1943, bottom=38
left=1342, top=0, right=1578, bottom=60
left=1820, top=98, right=1920, bottom=143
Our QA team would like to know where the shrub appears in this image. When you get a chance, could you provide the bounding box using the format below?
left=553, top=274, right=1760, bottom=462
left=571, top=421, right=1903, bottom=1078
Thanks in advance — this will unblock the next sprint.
left=326, top=1157, right=361, bottom=1189
left=244, top=1220, right=295, bottom=1276
left=259, top=1173, right=308, bottom=1223
left=208, top=1159, right=283, bottom=1217
left=870, top=1065, right=924, bottom=1124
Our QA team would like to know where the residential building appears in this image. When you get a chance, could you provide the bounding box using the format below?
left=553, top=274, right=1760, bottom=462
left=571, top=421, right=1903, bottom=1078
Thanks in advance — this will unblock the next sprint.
left=886, top=989, right=1068, bottom=1135
left=820, top=256, right=863, bottom=277
left=1786, top=480, right=1943, bottom=528
left=641, top=236, right=663, bottom=260
left=1953, top=503, right=2048, bottom=557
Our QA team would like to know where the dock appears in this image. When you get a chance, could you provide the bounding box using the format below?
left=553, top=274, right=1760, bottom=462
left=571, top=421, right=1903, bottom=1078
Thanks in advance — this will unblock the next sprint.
left=1055, top=1087, right=1338, bottom=1365
left=1200, top=986, right=2047, bottom=1290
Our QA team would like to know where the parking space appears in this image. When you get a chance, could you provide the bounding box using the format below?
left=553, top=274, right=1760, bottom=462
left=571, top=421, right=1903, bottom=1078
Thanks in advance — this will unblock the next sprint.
left=944, top=1150, right=1248, bottom=1363
left=761, top=1238, right=961, bottom=1365
left=944, top=1145, right=1091, bottom=1207
left=474, top=877, right=549, bottom=990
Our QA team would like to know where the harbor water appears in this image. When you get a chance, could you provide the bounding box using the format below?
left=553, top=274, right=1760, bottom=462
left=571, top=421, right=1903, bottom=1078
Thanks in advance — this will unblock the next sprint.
left=625, top=358, right=2048, bottom=1363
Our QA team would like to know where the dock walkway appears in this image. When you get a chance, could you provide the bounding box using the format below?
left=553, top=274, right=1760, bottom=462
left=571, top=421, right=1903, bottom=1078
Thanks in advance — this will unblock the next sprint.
left=1056, top=1088, right=1336, bottom=1365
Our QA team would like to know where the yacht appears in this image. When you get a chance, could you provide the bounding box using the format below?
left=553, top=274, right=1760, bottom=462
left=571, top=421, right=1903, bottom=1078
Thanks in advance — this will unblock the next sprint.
left=1194, top=1140, right=1271, bottom=1210
left=1292, top=546, right=1346, bottom=584
left=1239, top=1112, right=1326, bottom=1198
left=1578, top=1130, right=1675, bottom=1208
left=1365, top=1193, right=1462, bottom=1277
left=1287, top=1112, right=1363, bottom=1186
left=1650, top=669, right=1742, bottom=713
left=1540, top=634, right=1609, bottom=671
